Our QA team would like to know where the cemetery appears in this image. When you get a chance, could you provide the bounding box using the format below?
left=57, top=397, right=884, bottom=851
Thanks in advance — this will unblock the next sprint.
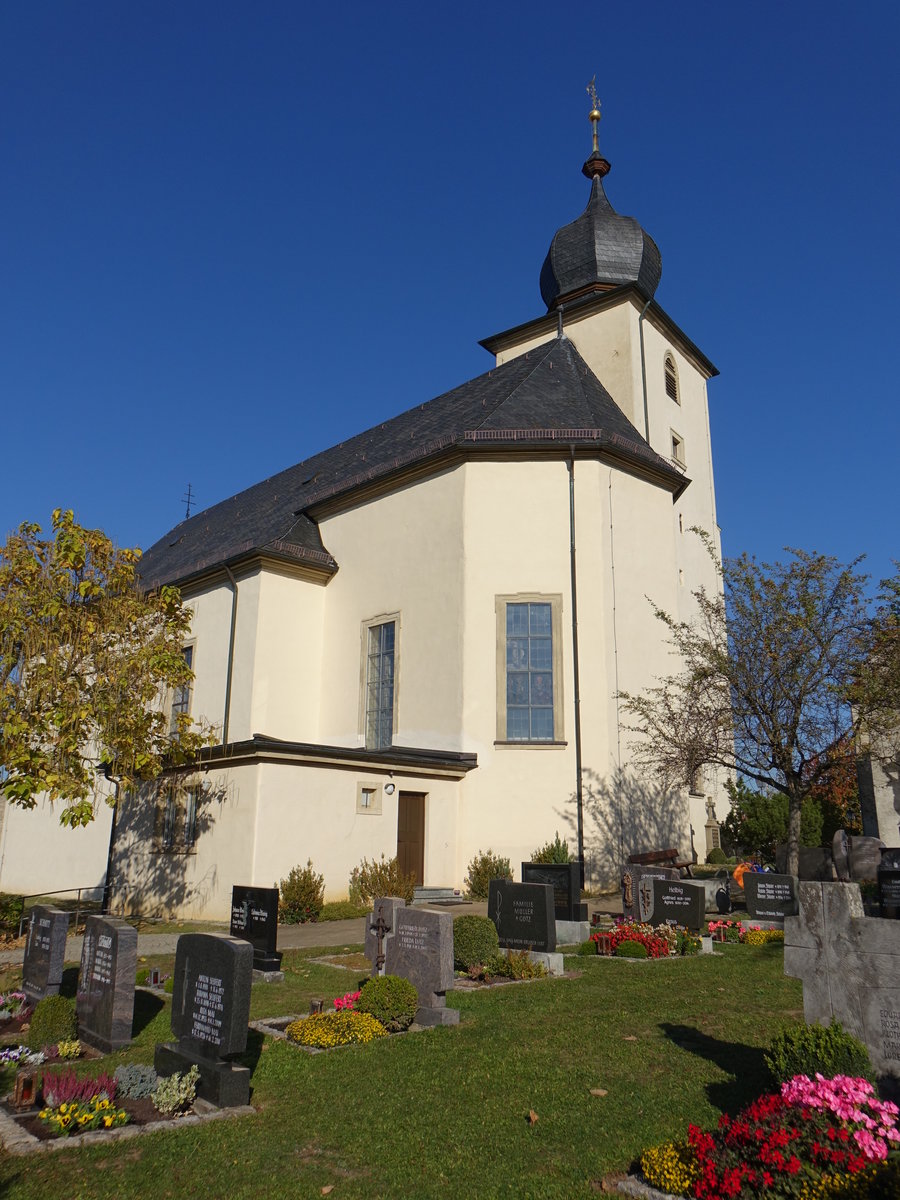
left=0, top=856, right=898, bottom=1198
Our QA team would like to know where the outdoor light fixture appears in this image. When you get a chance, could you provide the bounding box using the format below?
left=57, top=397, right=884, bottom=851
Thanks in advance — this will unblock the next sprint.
left=384, top=783, right=396, bottom=795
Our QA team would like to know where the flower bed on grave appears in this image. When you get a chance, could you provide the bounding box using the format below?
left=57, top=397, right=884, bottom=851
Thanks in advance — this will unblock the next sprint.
left=2, top=1062, right=203, bottom=1143
left=706, top=920, right=784, bottom=946
left=256, top=978, right=421, bottom=1051
left=633, top=1074, right=900, bottom=1199
left=589, top=922, right=701, bottom=959
left=0, top=993, right=32, bottom=1040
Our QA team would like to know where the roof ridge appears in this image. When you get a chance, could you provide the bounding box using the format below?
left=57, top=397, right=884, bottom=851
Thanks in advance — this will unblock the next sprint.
left=468, top=338, right=560, bottom=432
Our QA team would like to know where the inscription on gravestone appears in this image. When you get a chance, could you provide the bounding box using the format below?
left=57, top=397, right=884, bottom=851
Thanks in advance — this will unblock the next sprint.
left=22, top=906, right=70, bottom=1004
left=230, top=885, right=282, bottom=972
left=621, top=865, right=679, bottom=923
left=365, top=898, right=459, bottom=1026
left=521, top=862, right=587, bottom=921
left=76, top=916, right=138, bottom=1052
left=743, top=873, right=799, bottom=922
left=879, top=868, right=900, bottom=920
left=650, top=879, right=706, bottom=930
left=861, top=990, right=900, bottom=1069
left=154, top=933, right=253, bottom=1107
left=488, top=879, right=556, bottom=952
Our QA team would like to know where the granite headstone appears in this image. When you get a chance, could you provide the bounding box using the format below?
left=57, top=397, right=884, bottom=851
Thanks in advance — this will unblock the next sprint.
left=365, top=898, right=458, bottom=1026
left=621, top=864, right=680, bottom=923
left=785, top=882, right=900, bottom=1092
left=22, top=906, right=70, bottom=1005
left=744, top=873, right=799, bottom=922
left=650, top=879, right=706, bottom=930
left=521, top=862, right=587, bottom=921
left=230, top=885, right=282, bottom=973
left=776, top=845, right=834, bottom=882
left=154, top=933, right=253, bottom=1107
left=880, top=867, right=900, bottom=920
left=489, top=879, right=556, bottom=952
left=76, top=916, right=138, bottom=1052
left=849, top=836, right=885, bottom=882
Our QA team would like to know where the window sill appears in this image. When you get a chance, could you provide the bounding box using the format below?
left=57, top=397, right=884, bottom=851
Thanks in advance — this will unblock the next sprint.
left=493, top=740, right=568, bottom=748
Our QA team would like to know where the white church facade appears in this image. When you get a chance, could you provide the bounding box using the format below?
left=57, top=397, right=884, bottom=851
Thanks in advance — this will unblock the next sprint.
left=0, top=115, right=726, bottom=919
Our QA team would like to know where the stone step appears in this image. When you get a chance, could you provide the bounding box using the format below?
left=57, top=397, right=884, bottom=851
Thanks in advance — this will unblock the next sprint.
left=413, top=886, right=466, bottom=905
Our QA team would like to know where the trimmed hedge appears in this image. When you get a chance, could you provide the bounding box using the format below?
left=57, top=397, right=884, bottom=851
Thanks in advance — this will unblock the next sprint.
left=453, top=914, right=500, bottom=971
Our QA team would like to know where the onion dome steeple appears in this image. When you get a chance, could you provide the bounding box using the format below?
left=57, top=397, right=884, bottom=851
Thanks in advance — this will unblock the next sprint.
left=539, top=81, right=662, bottom=311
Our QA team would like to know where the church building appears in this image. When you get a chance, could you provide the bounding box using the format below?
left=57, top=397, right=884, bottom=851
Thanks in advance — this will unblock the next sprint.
left=0, top=105, right=725, bottom=919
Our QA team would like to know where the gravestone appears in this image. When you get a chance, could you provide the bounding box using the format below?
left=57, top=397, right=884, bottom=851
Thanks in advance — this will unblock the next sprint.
left=230, top=885, right=282, bottom=974
left=22, top=906, right=70, bottom=1005
left=154, top=933, right=253, bottom=1107
left=743, top=873, right=799, bottom=922
left=620, top=864, right=679, bottom=923
left=849, top=836, right=885, bottom=882
left=365, top=898, right=458, bottom=1026
left=880, top=864, right=900, bottom=920
left=776, top=844, right=834, bottom=882
left=833, top=830, right=851, bottom=882
left=488, top=879, right=556, bottom=952
left=650, top=879, right=706, bottom=930
left=76, top=916, right=138, bottom=1052
left=784, top=882, right=900, bottom=1092
left=520, top=862, right=587, bottom=922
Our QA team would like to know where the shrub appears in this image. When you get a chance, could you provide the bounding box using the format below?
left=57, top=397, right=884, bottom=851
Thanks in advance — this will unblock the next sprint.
left=506, top=949, right=547, bottom=980
left=56, top=1040, right=81, bottom=1059
left=163, top=976, right=174, bottom=994
left=706, top=847, right=727, bottom=864
left=347, top=855, right=415, bottom=906
left=319, top=900, right=370, bottom=922
left=357, top=975, right=419, bottom=1032
left=616, top=939, right=648, bottom=959
left=765, top=1019, right=874, bottom=1085
left=0, top=893, right=24, bottom=936
left=285, top=1011, right=386, bottom=1048
left=464, top=849, right=513, bottom=900
left=152, top=1065, right=200, bottom=1115
left=640, top=1140, right=700, bottom=1195
left=279, top=859, right=325, bottom=924
left=529, top=832, right=570, bottom=863
left=483, top=954, right=514, bottom=979
left=41, top=1069, right=117, bottom=1107
left=114, top=1063, right=159, bottom=1100
left=453, top=914, right=500, bottom=971
left=576, top=939, right=597, bottom=957
left=27, top=995, right=77, bottom=1051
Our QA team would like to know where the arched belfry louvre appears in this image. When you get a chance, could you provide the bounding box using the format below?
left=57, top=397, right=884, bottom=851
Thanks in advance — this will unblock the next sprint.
left=664, top=352, right=679, bottom=404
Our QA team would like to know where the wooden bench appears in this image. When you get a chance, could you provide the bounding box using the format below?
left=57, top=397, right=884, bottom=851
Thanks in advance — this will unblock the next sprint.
left=627, top=848, right=694, bottom=877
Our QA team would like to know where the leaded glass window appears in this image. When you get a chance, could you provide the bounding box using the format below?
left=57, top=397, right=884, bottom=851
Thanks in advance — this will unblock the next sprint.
left=366, top=621, right=395, bottom=749
left=506, top=602, right=553, bottom=741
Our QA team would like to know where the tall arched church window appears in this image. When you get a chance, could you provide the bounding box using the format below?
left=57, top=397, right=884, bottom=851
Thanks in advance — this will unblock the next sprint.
left=664, top=353, right=679, bottom=404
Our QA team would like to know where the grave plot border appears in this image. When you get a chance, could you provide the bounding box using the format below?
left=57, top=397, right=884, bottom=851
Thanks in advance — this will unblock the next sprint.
left=249, top=1012, right=424, bottom=1053
left=0, top=1096, right=255, bottom=1157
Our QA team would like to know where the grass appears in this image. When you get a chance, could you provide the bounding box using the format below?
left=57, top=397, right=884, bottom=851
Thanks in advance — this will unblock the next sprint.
left=0, top=943, right=802, bottom=1199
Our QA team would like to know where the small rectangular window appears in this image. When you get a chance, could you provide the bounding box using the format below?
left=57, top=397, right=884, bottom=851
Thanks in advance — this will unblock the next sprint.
left=356, top=782, right=383, bottom=815
left=671, top=433, right=685, bottom=467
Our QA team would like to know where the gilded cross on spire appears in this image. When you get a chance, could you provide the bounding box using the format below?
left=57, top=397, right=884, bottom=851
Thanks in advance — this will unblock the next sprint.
left=581, top=76, right=610, bottom=181
left=586, top=76, right=602, bottom=154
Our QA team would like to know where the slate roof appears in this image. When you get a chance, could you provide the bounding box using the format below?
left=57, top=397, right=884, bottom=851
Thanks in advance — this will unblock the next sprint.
left=540, top=175, right=662, bottom=309
left=138, top=335, right=687, bottom=591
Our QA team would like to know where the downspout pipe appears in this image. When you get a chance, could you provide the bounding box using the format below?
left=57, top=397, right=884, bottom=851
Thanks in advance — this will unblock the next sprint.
left=567, top=448, right=585, bottom=886
left=222, top=565, right=239, bottom=746
left=637, top=295, right=653, bottom=443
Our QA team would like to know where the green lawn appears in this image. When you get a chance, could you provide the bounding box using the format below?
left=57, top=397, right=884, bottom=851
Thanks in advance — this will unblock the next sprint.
left=0, top=943, right=802, bottom=1199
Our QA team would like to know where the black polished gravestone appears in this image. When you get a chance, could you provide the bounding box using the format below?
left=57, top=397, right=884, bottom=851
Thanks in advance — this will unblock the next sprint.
left=154, top=933, right=253, bottom=1107
left=743, top=872, right=799, bottom=922
left=880, top=865, right=900, bottom=920
left=22, top=906, right=70, bottom=1005
left=76, top=916, right=138, bottom=1052
left=650, top=879, right=706, bottom=930
left=488, top=880, right=556, bottom=952
left=230, top=885, right=282, bottom=973
left=521, top=862, right=587, bottom=922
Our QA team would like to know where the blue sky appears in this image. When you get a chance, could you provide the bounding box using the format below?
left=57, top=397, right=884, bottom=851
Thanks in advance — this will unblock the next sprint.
left=2, top=2, right=898, bottom=585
